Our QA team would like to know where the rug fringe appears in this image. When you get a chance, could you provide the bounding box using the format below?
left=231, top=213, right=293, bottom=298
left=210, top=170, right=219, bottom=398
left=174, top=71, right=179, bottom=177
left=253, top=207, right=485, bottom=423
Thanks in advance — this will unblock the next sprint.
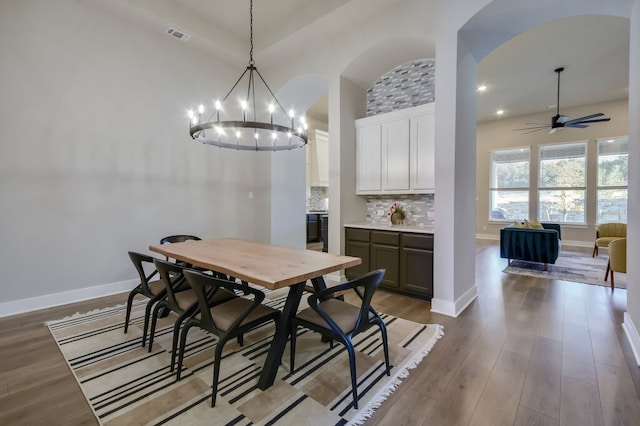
left=44, top=302, right=133, bottom=325
left=347, top=324, right=445, bottom=426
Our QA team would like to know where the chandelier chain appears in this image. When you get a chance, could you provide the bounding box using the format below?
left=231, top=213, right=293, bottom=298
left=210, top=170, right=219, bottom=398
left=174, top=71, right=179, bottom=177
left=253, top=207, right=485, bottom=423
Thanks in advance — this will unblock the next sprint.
left=249, top=0, right=254, bottom=65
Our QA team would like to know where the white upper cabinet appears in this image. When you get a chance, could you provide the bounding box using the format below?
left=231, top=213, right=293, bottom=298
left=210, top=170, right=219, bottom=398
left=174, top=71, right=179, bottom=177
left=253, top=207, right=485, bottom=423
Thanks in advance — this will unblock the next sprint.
left=356, top=124, right=383, bottom=192
left=411, top=110, right=435, bottom=191
left=308, top=129, right=329, bottom=187
left=356, top=103, right=435, bottom=195
left=382, top=119, right=411, bottom=191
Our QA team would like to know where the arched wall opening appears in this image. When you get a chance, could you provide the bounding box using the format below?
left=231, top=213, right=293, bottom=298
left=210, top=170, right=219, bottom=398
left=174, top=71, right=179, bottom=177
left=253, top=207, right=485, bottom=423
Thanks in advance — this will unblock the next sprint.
left=432, top=0, right=638, bottom=345
left=266, top=74, right=329, bottom=248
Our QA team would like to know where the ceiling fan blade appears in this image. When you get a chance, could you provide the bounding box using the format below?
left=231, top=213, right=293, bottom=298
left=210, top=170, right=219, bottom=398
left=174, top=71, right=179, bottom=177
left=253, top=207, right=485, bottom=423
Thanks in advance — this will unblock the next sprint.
left=570, top=118, right=611, bottom=124
left=512, top=125, right=549, bottom=131
left=565, top=124, right=588, bottom=128
left=549, top=128, right=560, bottom=134
left=555, top=115, right=569, bottom=124
left=522, top=128, right=548, bottom=135
left=564, top=113, right=604, bottom=125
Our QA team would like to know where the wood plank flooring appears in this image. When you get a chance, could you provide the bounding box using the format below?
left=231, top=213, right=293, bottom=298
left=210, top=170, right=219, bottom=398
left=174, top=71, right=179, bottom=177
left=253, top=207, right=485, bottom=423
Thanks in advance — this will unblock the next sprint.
left=1, top=240, right=639, bottom=425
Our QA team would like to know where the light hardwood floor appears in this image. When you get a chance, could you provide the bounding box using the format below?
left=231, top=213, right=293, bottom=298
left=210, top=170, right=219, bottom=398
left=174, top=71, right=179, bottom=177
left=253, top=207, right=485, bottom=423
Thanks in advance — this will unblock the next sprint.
left=1, top=240, right=639, bottom=425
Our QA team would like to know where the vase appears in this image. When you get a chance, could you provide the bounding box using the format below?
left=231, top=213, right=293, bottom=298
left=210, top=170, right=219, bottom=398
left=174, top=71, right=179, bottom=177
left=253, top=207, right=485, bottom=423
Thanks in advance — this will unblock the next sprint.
left=390, top=212, right=404, bottom=225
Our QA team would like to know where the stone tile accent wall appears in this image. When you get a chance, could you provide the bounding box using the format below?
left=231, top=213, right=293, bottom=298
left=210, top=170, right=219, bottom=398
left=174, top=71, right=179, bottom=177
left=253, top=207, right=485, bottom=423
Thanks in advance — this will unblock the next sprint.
left=365, top=194, right=435, bottom=226
left=307, top=186, right=328, bottom=211
left=366, top=58, right=436, bottom=116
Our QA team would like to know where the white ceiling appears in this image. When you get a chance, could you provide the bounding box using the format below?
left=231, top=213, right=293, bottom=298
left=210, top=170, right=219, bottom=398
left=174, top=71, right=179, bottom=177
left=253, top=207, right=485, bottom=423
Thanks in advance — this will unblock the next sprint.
left=111, top=1, right=630, bottom=124
left=477, top=15, right=629, bottom=123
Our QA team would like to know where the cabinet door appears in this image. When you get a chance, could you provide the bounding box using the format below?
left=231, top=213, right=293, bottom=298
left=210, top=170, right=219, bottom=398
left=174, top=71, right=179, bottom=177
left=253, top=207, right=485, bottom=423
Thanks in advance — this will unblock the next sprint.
left=382, top=119, right=410, bottom=191
left=370, top=244, right=400, bottom=288
left=307, top=215, right=319, bottom=242
left=356, top=124, right=382, bottom=193
left=411, top=112, right=435, bottom=191
left=315, top=130, right=329, bottom=186
left=400, top=248, right=433, bottom=297
left=306, top=142, right=311, bottom=188
left=345, top=241, right=371, bottom=280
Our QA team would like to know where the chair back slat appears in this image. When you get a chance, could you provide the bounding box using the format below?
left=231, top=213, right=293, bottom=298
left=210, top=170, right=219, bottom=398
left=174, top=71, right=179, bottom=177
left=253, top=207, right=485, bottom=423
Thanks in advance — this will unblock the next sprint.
left=128, top=251, right=159, bottom=296
left=153, top=259, right=189, bottom=310
left=183, top=270, right=265, bottom=334
left=307, top=269, right=385, bottom=334
left=160, top=235, right=202, bottom=244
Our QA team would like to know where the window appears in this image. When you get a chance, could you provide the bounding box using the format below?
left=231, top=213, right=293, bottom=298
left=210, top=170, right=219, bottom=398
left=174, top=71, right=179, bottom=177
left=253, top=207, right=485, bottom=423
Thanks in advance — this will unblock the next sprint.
left=538, top=142, right=587, bottom=224
left=489, top=148, right=530, bottom=221
left=597, top=137, right=628, bottom=224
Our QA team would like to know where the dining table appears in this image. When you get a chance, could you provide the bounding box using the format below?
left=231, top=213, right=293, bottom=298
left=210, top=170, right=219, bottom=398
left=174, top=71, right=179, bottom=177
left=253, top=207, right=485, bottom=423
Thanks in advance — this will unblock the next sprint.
left=149, top=237, right=361, bottom=389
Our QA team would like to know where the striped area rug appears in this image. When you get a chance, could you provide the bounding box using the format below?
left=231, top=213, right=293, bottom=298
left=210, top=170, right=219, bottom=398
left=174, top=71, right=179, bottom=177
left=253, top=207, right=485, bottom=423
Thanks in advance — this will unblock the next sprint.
left=46, top=290, right=443, bottom=425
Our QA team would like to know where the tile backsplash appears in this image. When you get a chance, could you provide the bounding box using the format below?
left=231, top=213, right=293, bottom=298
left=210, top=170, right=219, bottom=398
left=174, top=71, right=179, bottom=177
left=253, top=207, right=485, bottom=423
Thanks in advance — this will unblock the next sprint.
left=307, top=186, right=328, bottom=211
left=366, top=58, right=436, bottom=117
left=365, top=194, right=435, bottom=226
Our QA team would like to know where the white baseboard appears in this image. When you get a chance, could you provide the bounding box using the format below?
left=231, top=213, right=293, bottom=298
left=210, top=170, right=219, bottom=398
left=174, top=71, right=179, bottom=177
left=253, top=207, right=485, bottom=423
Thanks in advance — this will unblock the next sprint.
left=431, top=285, right=478, bottom=317
left=475, top=234, right=498, bottom=241
left=561, top=240, right=592, bottom=249
left=623, top=312, right=640, bottom=366
left=0, top=279, right=136, bottom=318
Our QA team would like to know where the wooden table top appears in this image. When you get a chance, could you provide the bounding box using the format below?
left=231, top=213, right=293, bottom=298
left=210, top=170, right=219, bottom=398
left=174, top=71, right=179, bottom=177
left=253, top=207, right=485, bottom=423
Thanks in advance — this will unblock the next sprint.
left=149, top=238, right=361, bottom=290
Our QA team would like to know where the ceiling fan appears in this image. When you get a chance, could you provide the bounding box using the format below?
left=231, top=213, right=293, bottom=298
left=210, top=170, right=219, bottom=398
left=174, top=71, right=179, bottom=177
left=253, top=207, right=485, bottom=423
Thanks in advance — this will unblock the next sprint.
left=514, top=67, right=611, bottom=134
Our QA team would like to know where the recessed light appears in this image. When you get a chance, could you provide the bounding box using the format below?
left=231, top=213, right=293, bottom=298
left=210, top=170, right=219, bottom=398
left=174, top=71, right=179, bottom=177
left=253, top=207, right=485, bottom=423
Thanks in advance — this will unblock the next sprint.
left=496, top=109, right=504, bottom=115
left=477, top=85, right=487, bottom=92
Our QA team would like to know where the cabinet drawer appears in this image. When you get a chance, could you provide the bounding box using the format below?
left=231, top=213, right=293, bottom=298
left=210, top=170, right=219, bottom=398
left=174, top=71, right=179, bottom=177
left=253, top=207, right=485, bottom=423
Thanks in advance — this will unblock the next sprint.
left=371, top=231, right=400, bottom=246
left=346, top=228, right=371, bottom=242
left=402, top=233, right=433, bottom=250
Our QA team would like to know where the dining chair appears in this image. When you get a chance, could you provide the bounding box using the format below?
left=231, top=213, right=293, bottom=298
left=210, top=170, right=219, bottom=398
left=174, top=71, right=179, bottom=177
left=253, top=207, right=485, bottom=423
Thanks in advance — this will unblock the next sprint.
left=160, top=234, right=202, bottom=245
left=149, top=259, right=237, bottom=372
left=125, top=251, right=168, bottom=347
left=289, top=269, right=391, bottom=410
left=160, top=234, right=243, bottom=286
left=160, top=235, right=202, bottom=267
left=179, top=270, right=281, bottom=407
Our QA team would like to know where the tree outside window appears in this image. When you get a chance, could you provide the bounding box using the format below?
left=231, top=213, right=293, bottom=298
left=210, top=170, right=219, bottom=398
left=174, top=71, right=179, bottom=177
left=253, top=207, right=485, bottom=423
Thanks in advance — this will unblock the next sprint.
left=538, top=142, right=586, bottom=224
left=489, top=148, right=530, bottom=221
left=597, top=137, right=628, bottom=223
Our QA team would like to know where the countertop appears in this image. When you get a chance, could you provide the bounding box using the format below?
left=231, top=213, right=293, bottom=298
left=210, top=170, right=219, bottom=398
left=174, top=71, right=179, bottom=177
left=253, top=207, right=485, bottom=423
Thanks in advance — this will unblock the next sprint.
left=344, top=222, right=434, bottom=234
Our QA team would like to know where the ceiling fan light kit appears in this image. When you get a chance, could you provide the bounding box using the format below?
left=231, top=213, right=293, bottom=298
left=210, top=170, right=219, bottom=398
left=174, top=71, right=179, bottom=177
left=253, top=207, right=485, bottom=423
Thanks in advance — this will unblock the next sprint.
left=514, top=67, right=611, bottom=134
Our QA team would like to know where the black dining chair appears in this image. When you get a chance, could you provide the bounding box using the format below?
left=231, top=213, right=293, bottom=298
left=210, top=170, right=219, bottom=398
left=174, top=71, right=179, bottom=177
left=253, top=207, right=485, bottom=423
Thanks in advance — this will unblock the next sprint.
left=126, top=251, right=177, bottom=347
left=148, top=259, right=237, bottom=372
left=159, top=234, right=241, bottom=285
left=179, top=270, right=281, bottom=407
left=289, top=269, right=391, bottom=410
left=160, top=235, right=202, bottom=266
left=160, top=234, right=202, bottom=245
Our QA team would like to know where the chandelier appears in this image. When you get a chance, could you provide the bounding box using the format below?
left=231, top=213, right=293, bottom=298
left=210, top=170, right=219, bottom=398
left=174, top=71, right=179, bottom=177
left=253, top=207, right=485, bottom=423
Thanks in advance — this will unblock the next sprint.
left=186, top=0, right=307, bottom=151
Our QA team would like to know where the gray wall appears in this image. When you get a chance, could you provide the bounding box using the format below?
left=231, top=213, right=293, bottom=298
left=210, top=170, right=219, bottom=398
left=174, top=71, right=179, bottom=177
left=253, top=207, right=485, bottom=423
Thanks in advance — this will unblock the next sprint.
left=0, top=1, right=274, bottom=311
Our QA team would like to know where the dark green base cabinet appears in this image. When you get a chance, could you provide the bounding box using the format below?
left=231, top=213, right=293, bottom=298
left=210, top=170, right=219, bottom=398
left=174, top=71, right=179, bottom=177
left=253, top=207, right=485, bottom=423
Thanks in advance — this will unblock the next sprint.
left=345, top=227, right=433, bottom=299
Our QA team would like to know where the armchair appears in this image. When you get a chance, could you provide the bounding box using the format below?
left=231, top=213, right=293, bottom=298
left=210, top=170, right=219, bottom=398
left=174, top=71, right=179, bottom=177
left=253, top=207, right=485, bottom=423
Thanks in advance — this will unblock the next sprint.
left=593, top=223, right=626, bottom=257
left=605, top=238, right=626, bottom=289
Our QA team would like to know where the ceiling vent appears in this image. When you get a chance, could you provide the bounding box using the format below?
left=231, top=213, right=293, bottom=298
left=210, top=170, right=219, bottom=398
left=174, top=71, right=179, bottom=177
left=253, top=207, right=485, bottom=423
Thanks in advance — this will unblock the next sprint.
left=167, top=27, right=191, bottom=41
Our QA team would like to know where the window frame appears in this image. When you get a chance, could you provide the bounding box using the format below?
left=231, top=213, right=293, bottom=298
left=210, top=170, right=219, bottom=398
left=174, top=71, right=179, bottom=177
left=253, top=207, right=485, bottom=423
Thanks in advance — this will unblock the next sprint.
left=596, top=136, right=628, bottom=224
left=488, top=146, right=531, bottom=222
left=537, top=140, right=588, bottom=225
